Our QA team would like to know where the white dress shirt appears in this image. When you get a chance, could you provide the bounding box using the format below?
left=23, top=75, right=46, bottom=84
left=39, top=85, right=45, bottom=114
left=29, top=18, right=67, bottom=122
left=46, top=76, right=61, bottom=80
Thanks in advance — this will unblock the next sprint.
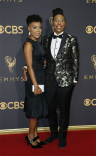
left=51, top=32, right=63, bottom=59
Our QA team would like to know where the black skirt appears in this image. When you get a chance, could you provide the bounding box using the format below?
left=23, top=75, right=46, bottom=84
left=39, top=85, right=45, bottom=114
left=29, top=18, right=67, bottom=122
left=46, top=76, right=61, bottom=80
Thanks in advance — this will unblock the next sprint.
left=24, top=93, right=48, bottom=118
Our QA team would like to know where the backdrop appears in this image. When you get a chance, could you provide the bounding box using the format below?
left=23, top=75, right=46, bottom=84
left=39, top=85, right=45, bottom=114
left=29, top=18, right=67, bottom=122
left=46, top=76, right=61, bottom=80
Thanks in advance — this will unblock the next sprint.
left=0, top=0, right=96, bottom=129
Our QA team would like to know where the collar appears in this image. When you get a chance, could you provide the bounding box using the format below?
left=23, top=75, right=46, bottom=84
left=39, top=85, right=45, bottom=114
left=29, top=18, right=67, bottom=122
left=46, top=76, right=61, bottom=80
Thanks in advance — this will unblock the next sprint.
left=54, top=31, right=64, bottom=36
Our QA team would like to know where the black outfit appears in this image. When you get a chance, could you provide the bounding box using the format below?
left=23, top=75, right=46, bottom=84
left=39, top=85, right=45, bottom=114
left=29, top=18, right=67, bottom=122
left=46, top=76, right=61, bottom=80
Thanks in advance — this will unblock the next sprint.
left=45, top=77, right=74, bottom=138
left=24, top=38, right=48, bottom=118
left=41, top=32, right=79, bottom=140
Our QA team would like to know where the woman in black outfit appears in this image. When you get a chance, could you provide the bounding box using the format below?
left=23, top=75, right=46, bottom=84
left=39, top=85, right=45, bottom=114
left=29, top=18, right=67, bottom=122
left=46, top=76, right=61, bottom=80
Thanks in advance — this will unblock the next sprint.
left=23, top=14, right=48, bottom=148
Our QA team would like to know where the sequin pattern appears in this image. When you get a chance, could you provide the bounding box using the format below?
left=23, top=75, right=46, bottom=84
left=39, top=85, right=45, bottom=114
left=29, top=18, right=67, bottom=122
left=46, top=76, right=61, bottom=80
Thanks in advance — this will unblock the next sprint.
left=41, top=33, right=79, bottom=87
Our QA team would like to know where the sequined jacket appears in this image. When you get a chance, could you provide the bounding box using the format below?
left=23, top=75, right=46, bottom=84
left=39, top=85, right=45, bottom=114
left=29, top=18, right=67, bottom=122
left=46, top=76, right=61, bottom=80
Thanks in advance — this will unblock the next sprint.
left=41, top=32, right=79, bottom=87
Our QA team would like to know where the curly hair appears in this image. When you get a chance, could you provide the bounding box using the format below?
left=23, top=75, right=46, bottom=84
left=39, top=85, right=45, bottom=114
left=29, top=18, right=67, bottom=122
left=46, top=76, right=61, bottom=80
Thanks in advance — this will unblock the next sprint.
left=26, top=14, right=42, bottom=26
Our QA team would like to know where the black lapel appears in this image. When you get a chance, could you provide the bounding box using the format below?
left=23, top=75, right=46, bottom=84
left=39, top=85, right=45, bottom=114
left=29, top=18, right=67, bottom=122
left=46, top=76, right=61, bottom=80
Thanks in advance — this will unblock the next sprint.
left=48, top=33, right=53, bottom=58
left=56, top=32, right=67, bottom=58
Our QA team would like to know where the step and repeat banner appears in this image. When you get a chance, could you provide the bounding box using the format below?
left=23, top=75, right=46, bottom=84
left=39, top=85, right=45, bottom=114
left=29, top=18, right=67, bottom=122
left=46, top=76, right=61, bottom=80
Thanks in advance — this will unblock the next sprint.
left=0, top=0, right=96, bottom=129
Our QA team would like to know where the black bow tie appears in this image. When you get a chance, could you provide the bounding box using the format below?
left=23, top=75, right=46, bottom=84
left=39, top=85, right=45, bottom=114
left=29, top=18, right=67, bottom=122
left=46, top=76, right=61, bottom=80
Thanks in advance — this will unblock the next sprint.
left=52, top=34, right=63, bottom=39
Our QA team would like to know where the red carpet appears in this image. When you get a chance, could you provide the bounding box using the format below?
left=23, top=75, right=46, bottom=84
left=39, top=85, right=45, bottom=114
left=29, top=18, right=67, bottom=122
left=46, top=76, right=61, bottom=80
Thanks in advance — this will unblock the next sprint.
left=0, top=130, right=96, bottom=156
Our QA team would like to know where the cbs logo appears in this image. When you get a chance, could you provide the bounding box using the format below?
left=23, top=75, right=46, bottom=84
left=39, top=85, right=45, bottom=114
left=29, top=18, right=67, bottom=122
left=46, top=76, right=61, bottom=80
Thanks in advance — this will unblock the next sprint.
left=0, top=101, right=24, bottom=110
left=0, top=0, right=22, bottom=2
left=85, top=26, right=96, bottom=34
left=0, top=25, right=23, bottom=34
left=86, top=0, right=96, bottom=3
left=84, top=99, right=96, bottom=106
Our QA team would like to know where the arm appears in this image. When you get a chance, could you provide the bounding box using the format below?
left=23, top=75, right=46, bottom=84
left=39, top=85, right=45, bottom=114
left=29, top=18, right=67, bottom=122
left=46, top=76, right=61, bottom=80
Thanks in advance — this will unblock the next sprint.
left=24, top=42, right=42, bottom=94
left=23, top=67, right=27, bottom=81
left=71, top=37, right=79, bottom=84
left=23, top=59, right=46, bottom=80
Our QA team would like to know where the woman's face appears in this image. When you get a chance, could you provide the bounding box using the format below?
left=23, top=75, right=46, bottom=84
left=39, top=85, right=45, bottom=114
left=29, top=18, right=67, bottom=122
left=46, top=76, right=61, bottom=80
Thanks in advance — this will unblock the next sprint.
left=53, top=14, right=66, bottom=35
left=28, top=22, right=42, bottom=41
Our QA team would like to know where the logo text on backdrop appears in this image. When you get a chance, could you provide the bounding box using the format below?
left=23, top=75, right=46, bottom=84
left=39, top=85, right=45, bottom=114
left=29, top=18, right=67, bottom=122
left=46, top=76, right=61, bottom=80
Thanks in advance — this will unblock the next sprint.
left=0, top=77, right=24, bottom=82
left=0, top=0, right=22, bottom=2
left=0, top=25, right=23, bottom=34
left=86, top=0, right=96, bottom=3
left=0, top=101, right=24, bottom=110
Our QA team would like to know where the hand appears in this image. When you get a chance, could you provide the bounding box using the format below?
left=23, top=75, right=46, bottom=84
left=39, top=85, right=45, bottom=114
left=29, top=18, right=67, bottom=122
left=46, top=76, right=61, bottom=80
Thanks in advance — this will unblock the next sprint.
left=44, top=59, right=46, bottom=68
left=34, top=86, right=42, bottom=95
left=23, top=68, right=27, bottom=81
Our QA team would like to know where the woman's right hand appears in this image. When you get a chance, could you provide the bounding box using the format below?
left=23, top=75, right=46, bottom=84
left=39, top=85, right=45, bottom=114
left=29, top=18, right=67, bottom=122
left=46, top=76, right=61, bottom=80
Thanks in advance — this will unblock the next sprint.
left=34, top=86, right=42, bottom=95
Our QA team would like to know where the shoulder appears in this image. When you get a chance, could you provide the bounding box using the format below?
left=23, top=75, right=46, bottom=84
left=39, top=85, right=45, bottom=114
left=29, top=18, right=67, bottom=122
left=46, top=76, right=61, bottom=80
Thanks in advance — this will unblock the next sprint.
left=66, top=33, right=78, bottom=43
left=24, top=39, right=33, bottom=51
left=24, top=38, right=33, bottom=46
left=67, top=33, right=77, bottom=40
left=66, top=33, right=77, bottom=41
left=24, top=42, right=32, bottom=47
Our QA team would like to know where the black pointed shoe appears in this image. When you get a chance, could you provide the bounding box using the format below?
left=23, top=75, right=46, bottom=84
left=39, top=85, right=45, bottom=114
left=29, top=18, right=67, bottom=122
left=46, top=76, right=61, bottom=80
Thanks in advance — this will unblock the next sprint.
left=25, top=135, right=43, bottom=148
left=45, top=133, right=59, bottom=143
left=59, top=137, right=67, bottom=148
left=35, top=136, right=47, bottom=145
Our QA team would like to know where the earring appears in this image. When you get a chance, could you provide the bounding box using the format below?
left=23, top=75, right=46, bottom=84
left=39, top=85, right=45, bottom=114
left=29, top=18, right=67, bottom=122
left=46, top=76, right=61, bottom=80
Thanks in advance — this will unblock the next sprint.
left=29, top=31, right=31, bottom=36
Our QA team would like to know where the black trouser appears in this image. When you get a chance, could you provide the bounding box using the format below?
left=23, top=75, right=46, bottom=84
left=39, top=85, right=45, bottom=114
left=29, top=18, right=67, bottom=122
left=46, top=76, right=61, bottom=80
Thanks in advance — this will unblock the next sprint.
left=45, top=77, right=74, bottom=139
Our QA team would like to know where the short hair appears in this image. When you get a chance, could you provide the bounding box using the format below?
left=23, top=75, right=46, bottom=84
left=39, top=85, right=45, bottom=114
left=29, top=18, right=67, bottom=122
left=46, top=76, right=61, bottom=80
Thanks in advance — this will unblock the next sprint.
left=53, top=8, right=64, bottom=17
left=26, top=14, right=42, bottom=26
left=52, top=8, right=66, bottom=22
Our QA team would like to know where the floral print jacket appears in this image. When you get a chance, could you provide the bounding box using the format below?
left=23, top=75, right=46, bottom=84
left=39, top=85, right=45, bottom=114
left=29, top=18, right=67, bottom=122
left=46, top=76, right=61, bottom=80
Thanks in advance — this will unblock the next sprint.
left=41, top=32, right=79, bottom=87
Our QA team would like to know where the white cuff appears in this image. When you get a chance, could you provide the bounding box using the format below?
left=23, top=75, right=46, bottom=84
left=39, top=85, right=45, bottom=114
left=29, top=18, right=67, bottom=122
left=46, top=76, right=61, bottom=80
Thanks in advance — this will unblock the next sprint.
left=23, top=66, right=27, bottom=69
left=73, top=80, right=77, bottom=83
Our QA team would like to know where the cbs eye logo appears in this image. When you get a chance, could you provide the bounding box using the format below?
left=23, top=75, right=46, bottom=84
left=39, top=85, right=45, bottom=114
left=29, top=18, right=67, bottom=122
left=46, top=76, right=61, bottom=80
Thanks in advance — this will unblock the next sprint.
left=0, top=25, right=23, bottom=34
left=84, top=99, right=96, bottom=106
left=0, top=102, right=7, bottom=110
left=85, top=26, right=96, bottom=34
